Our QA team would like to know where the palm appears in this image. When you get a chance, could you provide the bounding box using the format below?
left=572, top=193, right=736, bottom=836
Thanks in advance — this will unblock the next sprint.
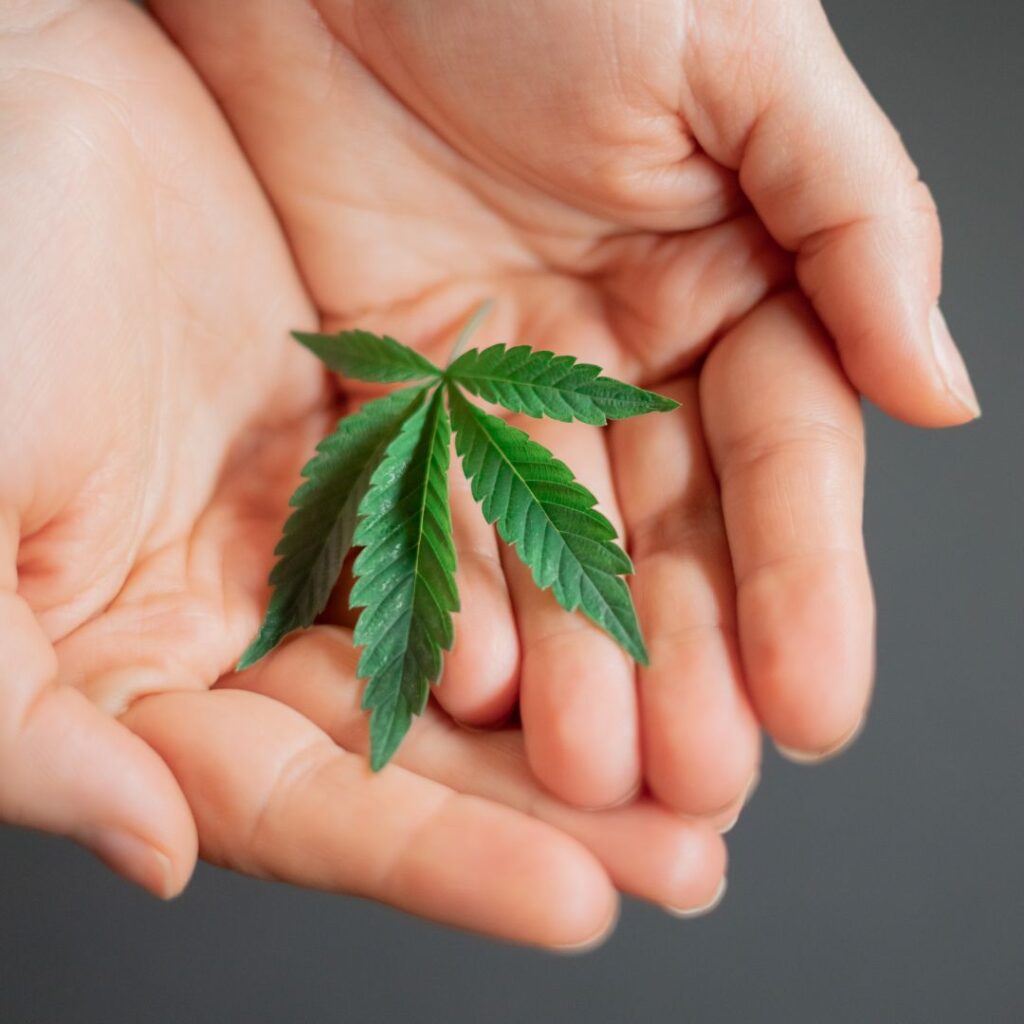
left=1, top=1, right=728, bottom=945
left=152, top=0, right=873, bottom=813
left=18, top=115, right=320, bottom=713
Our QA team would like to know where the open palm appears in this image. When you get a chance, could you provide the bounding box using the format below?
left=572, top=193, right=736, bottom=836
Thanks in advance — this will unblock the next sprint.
left=0, top=2, right=729, bottom=948
left=143, top=0, right=977, bottom=815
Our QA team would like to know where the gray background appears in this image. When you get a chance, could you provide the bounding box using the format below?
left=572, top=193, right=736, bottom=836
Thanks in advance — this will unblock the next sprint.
left=2, top=1, right=1021, bottom=1021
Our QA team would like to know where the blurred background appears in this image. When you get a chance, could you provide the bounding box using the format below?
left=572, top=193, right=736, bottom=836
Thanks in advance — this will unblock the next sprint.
left=2, top=1, right=1021, bottom=1021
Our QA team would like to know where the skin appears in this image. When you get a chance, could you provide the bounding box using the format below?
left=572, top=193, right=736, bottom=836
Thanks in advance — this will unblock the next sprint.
left=0, top=0, right=977, bottom=947
left=0, top=0, right=724, bottom=949
left=149, top=0, right=978, bottom=807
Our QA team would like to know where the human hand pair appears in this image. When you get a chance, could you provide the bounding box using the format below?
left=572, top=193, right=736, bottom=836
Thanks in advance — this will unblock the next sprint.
left=0, top=0, right=721, bottom=948
left=152, top=0, right=978, bottom=803
left=0, top=0, right=976, bottom=948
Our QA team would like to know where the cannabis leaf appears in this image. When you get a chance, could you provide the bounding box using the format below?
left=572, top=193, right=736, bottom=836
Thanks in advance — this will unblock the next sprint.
left=242, top=312, right=677, bottom=768
left=294, top=329, right=441, bottom=383
left=447, top=343, right=677, bottom=425
left=448, top=385, right=648, bottom=664
left=350, top=388, right=458, bottom=769
left=237, top=386, right=428, bottom=669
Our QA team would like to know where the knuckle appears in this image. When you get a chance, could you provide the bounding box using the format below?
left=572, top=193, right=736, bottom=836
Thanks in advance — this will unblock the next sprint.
left=720, top=419, right=864, bottom=486
left=246, top=739, right=339, bottom=864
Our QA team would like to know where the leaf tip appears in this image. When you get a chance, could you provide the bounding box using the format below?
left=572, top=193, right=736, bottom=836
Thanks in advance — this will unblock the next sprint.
left=291, top=329, right=335, bottom=366
left=235, top=643, right=265, bottom=672
left=652, top=393, right=681, bottom=413
left=628, top=628, right=651, bottom=666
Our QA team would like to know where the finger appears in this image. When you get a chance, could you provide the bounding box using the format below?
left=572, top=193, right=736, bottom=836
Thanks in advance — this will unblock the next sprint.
left=498, top=418, right=641, bottom=809
left=701, top=291, right=874, bottom=756
left=230, top=627, right=728, bottom=915
left=123, top=686, right=618, bottom=949
left=431, top=463, right=519, bottom=725
left=682, top=2, right=979, bottom=425
left=705, top=770, right=761, bottom=836
left=609, top=378, right=761, bottom=814
left=0, top=534, right=196, bottom=897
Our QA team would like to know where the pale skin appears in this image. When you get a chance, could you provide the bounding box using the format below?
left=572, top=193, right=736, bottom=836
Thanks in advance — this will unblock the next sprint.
left=0, top=0, right=978, bottom=948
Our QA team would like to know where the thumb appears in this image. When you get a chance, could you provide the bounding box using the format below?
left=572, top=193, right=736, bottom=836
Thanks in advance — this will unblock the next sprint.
left=0, top=584, right=197, bottom=897
left=684, top=1, right=980, bottom=426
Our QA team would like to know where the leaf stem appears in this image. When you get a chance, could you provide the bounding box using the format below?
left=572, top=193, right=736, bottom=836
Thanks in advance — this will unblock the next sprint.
left=445, top=300, right=495, bottom=367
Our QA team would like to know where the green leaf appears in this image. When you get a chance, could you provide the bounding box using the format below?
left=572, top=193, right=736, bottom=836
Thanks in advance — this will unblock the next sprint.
left=448, top=384, right=648, bottom=665
left=351, top=387, right=458, bottom=769
left=237, top=386, right=429, bottom=670
left=446, top=343, right=678, bottom=425
left=294, top=328, right=441, bottom=383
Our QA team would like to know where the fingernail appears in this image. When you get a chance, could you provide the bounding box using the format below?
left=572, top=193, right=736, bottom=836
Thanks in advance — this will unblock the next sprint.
left=84, top=827, right=175, bottom=900
left=717, top=811, right=739, bottom=835
left=775, top=715, right=865, bottom=766
left=549, top=904, right=619, bottom=955
left=714, top=770, right=760, bottom=834
left=743, top=769, right=761, bottom=803
left=597, top=781, right=643, bottom=812
left=930, top=306, right=981, bottom=418
left=663, top=876, right=727, bottom=919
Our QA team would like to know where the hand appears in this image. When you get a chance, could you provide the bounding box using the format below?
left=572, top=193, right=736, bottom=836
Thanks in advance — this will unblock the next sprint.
left=0, top=2, right=727, bottom=946
left=148, top=0, right=979, bottom=814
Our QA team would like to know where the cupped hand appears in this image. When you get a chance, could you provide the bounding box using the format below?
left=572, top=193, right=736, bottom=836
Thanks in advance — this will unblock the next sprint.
left=0, top=1, right=727, bottom=946
left=149, top=0, right=979, bottom=813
